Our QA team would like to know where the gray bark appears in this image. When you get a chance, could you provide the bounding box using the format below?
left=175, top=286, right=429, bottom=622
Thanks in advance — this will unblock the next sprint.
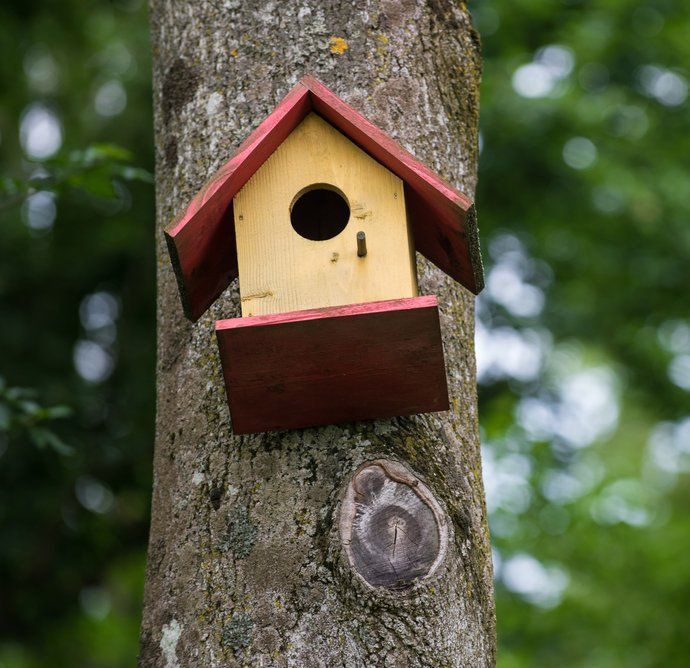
left=141, top=1, right=494, bottom=666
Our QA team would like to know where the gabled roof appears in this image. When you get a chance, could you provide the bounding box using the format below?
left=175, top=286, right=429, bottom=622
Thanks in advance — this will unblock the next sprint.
left=165, top=75, right=484, bottom=322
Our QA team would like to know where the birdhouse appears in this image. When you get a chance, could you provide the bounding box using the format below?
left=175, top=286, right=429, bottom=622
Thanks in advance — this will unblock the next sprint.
left=165, top=76, right=484, bottom=434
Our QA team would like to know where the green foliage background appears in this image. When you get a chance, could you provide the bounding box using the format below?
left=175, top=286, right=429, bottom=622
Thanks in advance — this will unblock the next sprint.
left=1, top=0, right=688, bottom=665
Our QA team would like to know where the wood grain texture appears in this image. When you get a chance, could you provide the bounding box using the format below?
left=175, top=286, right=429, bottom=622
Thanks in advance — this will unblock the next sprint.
left=234, top=113, right=417, bottom=316
left=215, top=296, right=449, bottom=434
left=164, top=76, right=484, bottom=322
left=340, top=460, right=449, bottom=590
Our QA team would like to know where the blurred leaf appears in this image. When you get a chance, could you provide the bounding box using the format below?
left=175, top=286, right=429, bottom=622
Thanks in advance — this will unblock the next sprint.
left=0, top=404, right=10, bottom=430
left=0, top=142, right=152, bottom=209
left=118, top=166, right=153, bottom=184
left=41, top=429, right=74, bottom=456
left=0, top=380, right=73, bottom=455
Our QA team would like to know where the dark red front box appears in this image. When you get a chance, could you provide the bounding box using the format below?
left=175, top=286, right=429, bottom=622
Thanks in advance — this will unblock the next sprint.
left=215, top=295, right=450, bottom=434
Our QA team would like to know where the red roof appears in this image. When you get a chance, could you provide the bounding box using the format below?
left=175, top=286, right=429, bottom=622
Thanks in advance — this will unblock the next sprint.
left=165, top=75, right=484, bottom=321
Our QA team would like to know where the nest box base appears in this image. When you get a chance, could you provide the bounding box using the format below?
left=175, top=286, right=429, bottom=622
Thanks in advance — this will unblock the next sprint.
left=215, top=296, right=449, bottom=434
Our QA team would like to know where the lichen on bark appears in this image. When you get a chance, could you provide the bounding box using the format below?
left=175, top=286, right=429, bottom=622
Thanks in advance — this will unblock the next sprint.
left=223, top=505, right=258, bottom=559
left=141, top=1, right=494, bottom=666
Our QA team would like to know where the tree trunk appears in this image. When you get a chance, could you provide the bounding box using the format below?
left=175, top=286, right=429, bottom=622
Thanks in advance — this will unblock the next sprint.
left=141, top=1, right=494, bottom=666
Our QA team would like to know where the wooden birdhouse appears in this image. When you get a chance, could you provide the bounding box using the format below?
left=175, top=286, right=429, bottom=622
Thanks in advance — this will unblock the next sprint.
left=165, top=76, right=484, bottom=434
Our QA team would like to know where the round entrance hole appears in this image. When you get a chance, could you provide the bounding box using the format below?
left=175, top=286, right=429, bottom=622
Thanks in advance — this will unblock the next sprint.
left=290, top=184, right=350, bottom=241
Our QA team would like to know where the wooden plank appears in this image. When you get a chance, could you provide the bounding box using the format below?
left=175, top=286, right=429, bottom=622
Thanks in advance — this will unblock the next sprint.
left=234, top=113, right=418, bottom=317
left=404, top=185, right=483, bottom=293
left=215, top=296, right=449, bottom=434
left=164, top=82, right=312, bottom=320
left=301, top=75, right=484, bottom=294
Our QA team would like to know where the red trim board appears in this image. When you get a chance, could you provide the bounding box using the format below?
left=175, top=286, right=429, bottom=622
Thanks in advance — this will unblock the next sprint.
left=215, top=296, right=450, bottom=434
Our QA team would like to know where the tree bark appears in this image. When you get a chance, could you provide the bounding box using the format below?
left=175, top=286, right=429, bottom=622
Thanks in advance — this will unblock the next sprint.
left=141, top=1, right=494, bottom=666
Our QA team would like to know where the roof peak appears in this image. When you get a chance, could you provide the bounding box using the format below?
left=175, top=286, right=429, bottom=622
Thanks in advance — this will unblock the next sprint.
left=165, top=75, right=483, bottom=321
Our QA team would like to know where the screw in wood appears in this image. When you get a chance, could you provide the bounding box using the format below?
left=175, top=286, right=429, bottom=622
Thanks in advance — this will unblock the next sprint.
left=357, top=231, right=367, bottom=257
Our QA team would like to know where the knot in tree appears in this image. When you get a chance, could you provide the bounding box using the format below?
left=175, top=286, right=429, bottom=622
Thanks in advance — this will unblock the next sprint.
left=340, top=459, right=448, bottom=590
